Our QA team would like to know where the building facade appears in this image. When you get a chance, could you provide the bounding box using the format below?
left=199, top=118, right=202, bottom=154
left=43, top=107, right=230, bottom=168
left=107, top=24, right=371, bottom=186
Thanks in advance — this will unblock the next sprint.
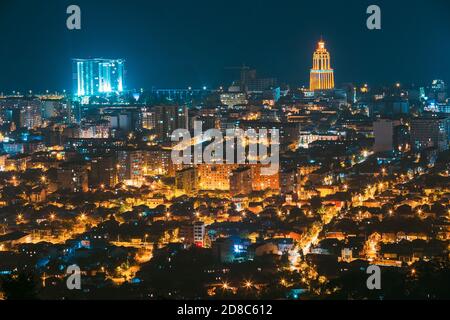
left=153, top=105, right=189, bottom=142
left=230, top=166, right=252, bottom=196
left=310, top=40, right=335, bottom=91
left=72, top=59, right=125, bottom=97
left=410, top=116, right=450, bottom=151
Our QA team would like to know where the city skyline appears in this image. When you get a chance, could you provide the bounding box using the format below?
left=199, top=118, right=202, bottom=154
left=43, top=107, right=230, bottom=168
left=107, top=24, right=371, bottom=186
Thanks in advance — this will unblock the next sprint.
left=1, top=0, right=450, bottom=92
left=0, top=0, right=449, bottom=304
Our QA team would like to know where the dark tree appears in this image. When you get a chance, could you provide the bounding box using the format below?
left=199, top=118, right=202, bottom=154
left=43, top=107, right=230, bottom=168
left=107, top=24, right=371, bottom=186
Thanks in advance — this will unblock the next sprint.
left=310, top=197, right=323, bottom=211
left=0, top=273, right=39, bottom=300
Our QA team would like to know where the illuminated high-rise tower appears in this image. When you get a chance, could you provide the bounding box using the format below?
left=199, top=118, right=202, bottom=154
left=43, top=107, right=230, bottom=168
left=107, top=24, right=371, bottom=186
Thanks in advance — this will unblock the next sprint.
left=72, top=58, right=125, bottom=97
left=309, top=39, right=334, bottom=91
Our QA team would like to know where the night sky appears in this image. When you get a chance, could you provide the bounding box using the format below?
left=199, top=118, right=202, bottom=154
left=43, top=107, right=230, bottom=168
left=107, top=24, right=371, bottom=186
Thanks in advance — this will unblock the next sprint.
left=0, top=0, right=449, bottom=92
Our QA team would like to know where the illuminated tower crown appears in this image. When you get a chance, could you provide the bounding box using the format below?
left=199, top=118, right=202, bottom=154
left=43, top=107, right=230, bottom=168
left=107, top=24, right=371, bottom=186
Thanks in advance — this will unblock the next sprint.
left=309, top=39, right=335, bottom=91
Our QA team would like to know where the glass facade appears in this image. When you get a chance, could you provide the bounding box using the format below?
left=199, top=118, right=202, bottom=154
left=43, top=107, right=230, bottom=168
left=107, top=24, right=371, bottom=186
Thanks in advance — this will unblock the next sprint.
left=72, top=58, right=125, bottom=97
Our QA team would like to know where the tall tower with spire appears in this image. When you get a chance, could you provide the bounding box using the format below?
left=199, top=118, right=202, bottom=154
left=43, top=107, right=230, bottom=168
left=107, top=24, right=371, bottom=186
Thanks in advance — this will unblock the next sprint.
left=309, top=39, right=335, bottom=91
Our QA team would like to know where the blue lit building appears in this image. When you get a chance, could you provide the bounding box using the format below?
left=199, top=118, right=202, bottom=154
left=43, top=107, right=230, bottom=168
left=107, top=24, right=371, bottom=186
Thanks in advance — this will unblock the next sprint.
left=72, top=59, right=125, bottom=97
